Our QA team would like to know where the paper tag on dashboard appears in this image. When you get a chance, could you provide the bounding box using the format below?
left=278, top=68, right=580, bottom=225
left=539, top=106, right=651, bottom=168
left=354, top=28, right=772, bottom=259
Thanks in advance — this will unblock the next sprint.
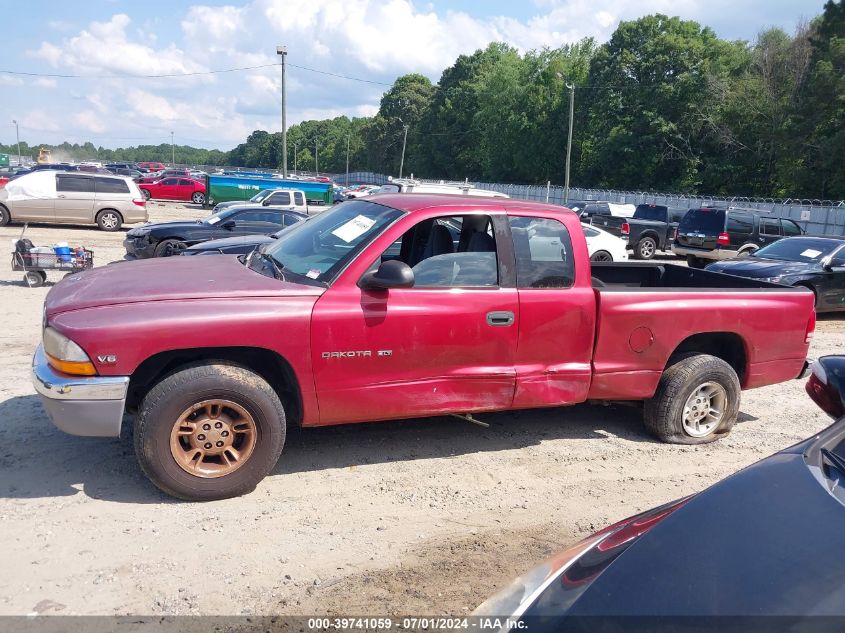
left=306, top=269, right=321, bottom=279
left=332, top=215, right=375, bottom=243
left=800, top=249, right=822, bottom=257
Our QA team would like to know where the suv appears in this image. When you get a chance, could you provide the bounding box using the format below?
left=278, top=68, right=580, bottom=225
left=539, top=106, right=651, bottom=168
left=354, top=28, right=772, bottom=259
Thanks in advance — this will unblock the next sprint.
left=0, top=171, right=147, bottom=231
left=672, top=207, right=805, bottom=268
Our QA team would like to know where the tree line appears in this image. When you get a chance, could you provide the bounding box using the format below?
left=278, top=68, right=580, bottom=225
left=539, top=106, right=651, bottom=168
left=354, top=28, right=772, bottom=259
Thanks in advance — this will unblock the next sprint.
left=4, top=2, right=842, bottom=199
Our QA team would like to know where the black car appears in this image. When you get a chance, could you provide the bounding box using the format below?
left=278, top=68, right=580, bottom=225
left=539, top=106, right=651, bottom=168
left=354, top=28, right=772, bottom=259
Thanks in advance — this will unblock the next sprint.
left=182, top=216, right=307, bottom=256
left=672, top=206, right=805, bottom=268
left=109, top=167, right=144, bottom=179
left=123, top=206, right=305, bottom=258
left=590, top=203, right=688, bottom=260
left=105, top=162, right=136, bottom=171
left=474, top=355, right=845, bottom=625
left=706, top=236, right=845, bottom=312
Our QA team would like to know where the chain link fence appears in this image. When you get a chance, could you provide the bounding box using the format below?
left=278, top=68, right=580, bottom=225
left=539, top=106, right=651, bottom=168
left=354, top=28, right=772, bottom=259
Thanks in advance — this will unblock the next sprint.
left=339, top=171, right=845, bottom=236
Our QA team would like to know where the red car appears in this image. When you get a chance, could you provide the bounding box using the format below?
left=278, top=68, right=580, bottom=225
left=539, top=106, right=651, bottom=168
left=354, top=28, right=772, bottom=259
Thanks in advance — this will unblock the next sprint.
left=32, top=194, right=814, bottom=500
left=138, top=177, right=206, bottom=204
left=137, top=161, right=166, bottom=172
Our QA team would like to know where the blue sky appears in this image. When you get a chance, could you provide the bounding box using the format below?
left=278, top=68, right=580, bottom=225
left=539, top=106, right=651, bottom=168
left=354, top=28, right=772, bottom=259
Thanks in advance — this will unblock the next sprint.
left=0, top=0, right=825, bottom=151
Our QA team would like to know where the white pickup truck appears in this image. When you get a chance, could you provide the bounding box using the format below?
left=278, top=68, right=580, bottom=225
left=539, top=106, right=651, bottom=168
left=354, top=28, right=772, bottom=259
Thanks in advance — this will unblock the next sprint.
left=211, top=188, right=309, bottom=215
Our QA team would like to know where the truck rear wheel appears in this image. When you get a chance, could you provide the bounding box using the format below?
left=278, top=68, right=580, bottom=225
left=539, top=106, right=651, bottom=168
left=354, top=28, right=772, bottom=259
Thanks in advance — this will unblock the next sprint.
left=634, top=236, right=657, bottom=260
left=134, top=362, right=286, bottom=501
left=644, top=354, right=740, bottom=444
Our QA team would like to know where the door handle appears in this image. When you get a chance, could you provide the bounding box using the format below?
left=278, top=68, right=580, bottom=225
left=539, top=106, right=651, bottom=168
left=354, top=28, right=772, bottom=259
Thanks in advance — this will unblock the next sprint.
left=486, top=311, right=515, bottom=327
left=57, top=194, right=66, bottom=198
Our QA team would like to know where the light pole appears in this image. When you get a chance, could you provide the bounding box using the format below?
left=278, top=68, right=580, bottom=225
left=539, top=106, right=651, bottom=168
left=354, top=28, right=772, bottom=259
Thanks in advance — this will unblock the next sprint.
left=314, top=138, right=318, bottom=176
left=276, top=45, right=288, bottom=178
left=398, top=124, right=409, bottom=178
left=170, top=131, right=175, bottom=166
left=345, top=133, right=350, bottom=185
left=12, top=120, right=20, bottom=165
left=556, top=72, right=575, bottom=203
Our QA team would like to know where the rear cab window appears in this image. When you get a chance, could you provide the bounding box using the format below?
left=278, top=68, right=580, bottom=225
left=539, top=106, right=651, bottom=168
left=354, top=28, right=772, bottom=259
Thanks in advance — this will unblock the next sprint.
left=633, top=205, right=668, bottom=222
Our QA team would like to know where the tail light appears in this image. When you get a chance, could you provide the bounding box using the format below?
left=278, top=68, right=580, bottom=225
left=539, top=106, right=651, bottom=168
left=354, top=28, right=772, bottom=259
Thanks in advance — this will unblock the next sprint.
left=673, top=227, right=678, bottom=240
left=806, top=310, right=816, bottom=344
left=621, top=222, right=630, bottom=235
left=132, top=198, right=146, bottom=208
left=806, top=361, right=845, bottom=418
left=717, top=232, right=730, bottom=246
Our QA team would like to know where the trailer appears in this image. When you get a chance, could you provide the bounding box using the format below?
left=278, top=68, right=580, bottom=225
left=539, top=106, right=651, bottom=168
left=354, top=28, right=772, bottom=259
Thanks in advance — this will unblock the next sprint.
left=204, top=174, right=333, bottom=207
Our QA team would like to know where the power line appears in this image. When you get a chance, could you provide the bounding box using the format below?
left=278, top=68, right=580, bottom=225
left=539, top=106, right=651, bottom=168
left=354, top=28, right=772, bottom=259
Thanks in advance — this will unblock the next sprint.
left=0, top=62, right=391, bottom=85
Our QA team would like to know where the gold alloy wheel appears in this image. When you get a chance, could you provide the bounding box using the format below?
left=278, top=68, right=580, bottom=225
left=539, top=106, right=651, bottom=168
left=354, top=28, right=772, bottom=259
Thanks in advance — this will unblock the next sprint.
left=169, top=399, right=257, bottom=478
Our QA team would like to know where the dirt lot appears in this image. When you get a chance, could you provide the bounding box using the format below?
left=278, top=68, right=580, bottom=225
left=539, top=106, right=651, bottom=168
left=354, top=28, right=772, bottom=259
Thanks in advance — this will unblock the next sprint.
left=0, top=201, right=841, bottom=616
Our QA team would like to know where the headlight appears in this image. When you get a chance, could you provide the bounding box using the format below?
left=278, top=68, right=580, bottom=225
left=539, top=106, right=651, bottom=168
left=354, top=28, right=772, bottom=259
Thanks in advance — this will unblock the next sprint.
left=128, top=227, right=151, bottom=238
left=42, top=327, right=96, bottom=376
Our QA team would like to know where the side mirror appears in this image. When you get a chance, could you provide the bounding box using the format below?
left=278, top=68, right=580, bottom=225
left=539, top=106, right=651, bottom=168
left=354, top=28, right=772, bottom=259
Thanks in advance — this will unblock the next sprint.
left=263, top=200, right=272, bottom=206
left=360, top=260, right=415, bottom=290
left=222, top=220, right=236, bottom=230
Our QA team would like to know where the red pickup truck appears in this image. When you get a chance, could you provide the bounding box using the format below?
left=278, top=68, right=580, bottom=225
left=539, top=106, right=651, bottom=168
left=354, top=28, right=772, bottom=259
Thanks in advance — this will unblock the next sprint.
left=32, top=195, right=815, bottom=500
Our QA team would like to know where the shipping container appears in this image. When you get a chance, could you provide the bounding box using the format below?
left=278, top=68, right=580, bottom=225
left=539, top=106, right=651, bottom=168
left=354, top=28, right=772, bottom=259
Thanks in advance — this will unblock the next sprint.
left=205, top=174, right=333, bottom=206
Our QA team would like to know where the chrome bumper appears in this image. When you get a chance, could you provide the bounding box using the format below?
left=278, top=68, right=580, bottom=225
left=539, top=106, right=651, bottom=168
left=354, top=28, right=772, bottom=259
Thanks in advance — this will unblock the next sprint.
left=31, top=344, right=129, bottom=437
left=670, top=245, right=737, bottom=261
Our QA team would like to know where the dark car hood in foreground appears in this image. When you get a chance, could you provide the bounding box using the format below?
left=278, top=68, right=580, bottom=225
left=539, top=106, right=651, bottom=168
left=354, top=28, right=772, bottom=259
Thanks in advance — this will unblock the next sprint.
left=45, top=255, right=322, bottom=317
left=557, top=441, right=845, bottom=616
left=707, top=257, right=820, bottom=278
left=186, top=234, right=275, bottom=252
left=127, top=220, right=214, bottom=237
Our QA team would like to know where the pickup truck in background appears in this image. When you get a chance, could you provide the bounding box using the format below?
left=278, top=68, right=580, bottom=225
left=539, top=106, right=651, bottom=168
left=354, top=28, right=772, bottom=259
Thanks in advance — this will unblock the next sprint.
left=590, top=203, right=688, bottom=260
left=32, top=194, right=815, bottom=500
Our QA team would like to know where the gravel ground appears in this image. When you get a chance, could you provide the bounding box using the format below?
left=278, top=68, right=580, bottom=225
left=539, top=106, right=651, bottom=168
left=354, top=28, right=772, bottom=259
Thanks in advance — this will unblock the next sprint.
left=0, top=200, right=841, bottom=616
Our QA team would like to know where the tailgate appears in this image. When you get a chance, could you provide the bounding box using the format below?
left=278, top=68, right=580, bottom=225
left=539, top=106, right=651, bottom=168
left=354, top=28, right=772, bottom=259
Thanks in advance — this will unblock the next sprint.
left=590, top=215, right=625, bottom=236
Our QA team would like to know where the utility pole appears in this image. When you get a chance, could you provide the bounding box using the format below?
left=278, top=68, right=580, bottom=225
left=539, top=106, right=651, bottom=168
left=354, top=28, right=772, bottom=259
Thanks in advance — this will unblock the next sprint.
left=293, top=141, right=297, bottom=175
left=315, top=138, right=318, bottom=176
left=345, top=134, right=350, bottom=185
left=170, top=131, right=175, bottom=166
left=399, top=124, right=409, bottom=178
left=12, top=120, right=20, bottom=165
left=564, top=82, right=574, bottom=203
left=276, top=45, right=288, bottom=178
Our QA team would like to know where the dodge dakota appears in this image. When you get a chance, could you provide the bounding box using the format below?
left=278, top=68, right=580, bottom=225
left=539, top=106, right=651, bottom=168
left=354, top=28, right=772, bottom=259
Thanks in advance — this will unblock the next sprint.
left=32, top=194, right=816, bottom=500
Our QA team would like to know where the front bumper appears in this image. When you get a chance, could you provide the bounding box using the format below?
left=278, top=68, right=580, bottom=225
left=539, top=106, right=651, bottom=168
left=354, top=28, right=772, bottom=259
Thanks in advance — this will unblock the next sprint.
left=31, top=344, right=129, bottom=437
left=123, top=236, right=155, bottom=259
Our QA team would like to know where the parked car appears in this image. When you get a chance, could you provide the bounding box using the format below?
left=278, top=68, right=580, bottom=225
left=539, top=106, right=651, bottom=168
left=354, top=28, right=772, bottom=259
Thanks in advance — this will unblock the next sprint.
left=590, top=203, right=688, bottom=260
left=345, top=185, right=382, bottom=199
left=138, top=177, right=206, bottom=204
left=378, top=178, right=509, bottom=199
left=212, top=188, right=308, bottom=215
left=105, top=163, right=137, bottom=171
left=705, top=236, right=845, bottom=312
left=137, top=161, right=166, bottom=173
left=473, top=356, right=845, bottom=623
left=0, top=170, right=146, bottom=231
left=570, top=200, right=636, bottom=221
left=582, top=224, right=628, bottom=262
left=672, top=206, right=805, bottom=268
left=123, top=205, right=294, bottom=258
left=34, top=195, right=814, bottom=500
left=182, top=213, right=307, bottom=256
left=110, top=167, right=144, bottom=180
left=159, top=168, right=192, bottom=178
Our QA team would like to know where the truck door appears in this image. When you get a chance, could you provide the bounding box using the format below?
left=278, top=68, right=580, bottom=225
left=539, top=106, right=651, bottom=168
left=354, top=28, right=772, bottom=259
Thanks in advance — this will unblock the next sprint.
left=507, top=214, right=597, bottom=408
left=310, top=212, right=519, bottom=425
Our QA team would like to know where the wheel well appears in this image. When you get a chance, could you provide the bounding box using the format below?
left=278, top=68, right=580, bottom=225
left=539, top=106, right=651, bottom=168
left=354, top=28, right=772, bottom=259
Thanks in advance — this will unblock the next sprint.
left=668, top=332, right=747, bottom=383
left=638, top=231, right=659, bottom=242
left=126, top=347, right=303, bottom=426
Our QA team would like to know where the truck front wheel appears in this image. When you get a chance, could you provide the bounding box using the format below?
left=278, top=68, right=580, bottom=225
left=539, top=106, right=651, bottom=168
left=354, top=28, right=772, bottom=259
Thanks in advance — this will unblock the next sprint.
left=644, top=354, right=740, bottom=444
left=134, top=362, right=286, bottom=501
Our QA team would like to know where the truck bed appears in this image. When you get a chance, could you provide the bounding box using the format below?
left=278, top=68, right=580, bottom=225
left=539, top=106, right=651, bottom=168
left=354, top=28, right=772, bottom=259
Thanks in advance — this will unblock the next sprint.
left=587, top=262, right=814, bottom=400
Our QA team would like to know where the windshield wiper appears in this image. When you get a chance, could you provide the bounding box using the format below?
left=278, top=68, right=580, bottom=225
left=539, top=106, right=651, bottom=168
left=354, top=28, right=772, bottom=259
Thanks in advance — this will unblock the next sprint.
left=259, top=251, right=285, bottom=280
left=821, top=448, right=845, bottom=478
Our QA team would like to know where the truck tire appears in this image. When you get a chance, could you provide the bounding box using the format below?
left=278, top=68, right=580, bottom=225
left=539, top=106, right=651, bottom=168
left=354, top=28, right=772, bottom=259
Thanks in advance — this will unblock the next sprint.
left=634, top=236, right=657, bottom=260
left=644, top=354, right=740, bottom=444
left=134, top=362, right=286, bottom=501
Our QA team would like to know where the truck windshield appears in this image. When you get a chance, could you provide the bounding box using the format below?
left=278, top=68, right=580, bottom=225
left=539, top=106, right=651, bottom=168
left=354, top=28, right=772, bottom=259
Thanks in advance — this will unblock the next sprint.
left=263, top=200, right=403, bottom=283
left=252, top=190, right=272, bottom=203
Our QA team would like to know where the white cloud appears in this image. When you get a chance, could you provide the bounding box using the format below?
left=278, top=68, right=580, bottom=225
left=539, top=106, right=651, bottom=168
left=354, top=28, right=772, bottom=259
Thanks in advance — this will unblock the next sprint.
left=32, top=78, right=57, bottom=89
left=73, top=111, right=107, bottom=134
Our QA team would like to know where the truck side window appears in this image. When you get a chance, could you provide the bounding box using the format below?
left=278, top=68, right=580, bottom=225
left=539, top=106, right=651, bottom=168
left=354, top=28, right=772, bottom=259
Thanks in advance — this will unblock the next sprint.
left=294, top=192, right=304, bottom=206
left=373, top=215, right=499, bottom=287
left=269, top=191, right=291, bottom=205
left=509, top=216, right=575, bottom=289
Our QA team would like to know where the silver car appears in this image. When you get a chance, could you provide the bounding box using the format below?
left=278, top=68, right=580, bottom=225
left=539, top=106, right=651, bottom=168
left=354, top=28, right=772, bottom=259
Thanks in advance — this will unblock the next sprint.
left=0, top=171, right=148, bottom=231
